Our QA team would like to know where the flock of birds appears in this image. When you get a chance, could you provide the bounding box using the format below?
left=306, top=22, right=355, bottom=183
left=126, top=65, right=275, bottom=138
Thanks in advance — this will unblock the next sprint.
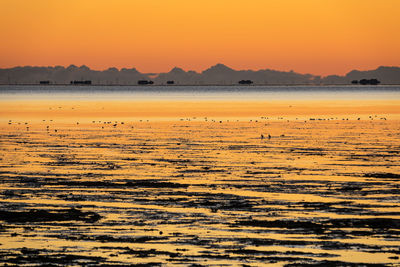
left=5, top=114, right=389, bottom=139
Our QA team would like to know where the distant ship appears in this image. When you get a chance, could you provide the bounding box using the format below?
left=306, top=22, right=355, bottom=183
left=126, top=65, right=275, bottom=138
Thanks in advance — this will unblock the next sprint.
left=138, top=80, right=154, bottom=85
left=70, top=80, right=92, bottom=85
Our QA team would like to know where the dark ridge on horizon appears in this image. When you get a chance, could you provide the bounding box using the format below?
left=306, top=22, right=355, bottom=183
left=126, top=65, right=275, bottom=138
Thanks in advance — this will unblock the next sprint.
left=0, top=64, right=399, bottom=85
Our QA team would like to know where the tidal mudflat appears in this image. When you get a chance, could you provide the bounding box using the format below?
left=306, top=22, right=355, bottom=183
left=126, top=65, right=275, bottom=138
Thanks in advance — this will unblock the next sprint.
left=1, top=88, right=400, bottom=266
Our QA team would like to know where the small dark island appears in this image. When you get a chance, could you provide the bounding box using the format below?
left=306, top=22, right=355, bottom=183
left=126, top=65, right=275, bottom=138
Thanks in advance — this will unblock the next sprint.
left=238, top=80, right=253, bottom=85
left=351, top=78, right=380, bottom=85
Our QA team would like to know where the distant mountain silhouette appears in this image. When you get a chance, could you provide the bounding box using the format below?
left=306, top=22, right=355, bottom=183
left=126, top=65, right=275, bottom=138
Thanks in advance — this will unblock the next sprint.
left=321, top=66, right=400, bottom=85
left=344, top=66, right=400, bottom=84
left=1, top=64, right=399, bottom=85
left=156, top=67, right=200, bottom=85
left=0, top=65, right=149, bottom=85
left=156, top=64, right=317, bottom=85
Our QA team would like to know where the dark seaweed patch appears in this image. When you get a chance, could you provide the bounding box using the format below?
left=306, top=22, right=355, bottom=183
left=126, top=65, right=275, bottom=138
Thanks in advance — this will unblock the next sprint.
left=364, top=173, right=400, bottom=180
left=51, top=180, right=188, bottom=189
left=0, top=250, right=106, bottom=266
left=125, top=180, right=189, bottom=188
left=122, top=248, right=181, bottom=258
left=235, top=220, right=325, bottom=234
left=284, top=261, right=387, bottom=267
left=0, top=208, right=101, bottom=223
left=234, top=218, right=400, bottom=236
left=47, top=234, right=169, bottom=243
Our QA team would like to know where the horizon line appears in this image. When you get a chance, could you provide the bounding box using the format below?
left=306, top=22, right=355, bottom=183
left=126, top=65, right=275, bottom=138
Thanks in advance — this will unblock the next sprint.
left=1, top=63, right=399, bottom=78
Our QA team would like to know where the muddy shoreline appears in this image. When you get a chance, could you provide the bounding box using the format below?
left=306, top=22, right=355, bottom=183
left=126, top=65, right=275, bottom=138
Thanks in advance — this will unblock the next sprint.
left=1, top=119, right=400, bottom=266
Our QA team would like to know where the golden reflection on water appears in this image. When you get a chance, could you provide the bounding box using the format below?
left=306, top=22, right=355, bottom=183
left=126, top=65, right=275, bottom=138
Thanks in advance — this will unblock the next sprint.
left=1, top=99, right=400, bottom=121
left=0, top=99, right=400, bottom=265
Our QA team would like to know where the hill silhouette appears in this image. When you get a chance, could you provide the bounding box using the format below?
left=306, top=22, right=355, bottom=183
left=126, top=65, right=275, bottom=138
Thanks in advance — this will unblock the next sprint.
left=0, top=65, right=148, bottom=85
left=1, top=64, right=399, bottom=85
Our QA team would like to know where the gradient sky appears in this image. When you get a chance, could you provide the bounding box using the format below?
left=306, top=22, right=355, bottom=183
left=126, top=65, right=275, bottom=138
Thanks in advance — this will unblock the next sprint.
left=0, top=0, right=399, bottom=76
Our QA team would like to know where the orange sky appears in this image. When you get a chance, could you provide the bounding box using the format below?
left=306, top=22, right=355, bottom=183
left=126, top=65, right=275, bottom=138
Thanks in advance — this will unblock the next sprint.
left=0, top=0, right=399, bottom=76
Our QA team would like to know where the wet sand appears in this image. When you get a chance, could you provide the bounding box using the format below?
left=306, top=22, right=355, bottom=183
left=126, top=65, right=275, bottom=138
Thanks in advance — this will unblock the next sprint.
left=1, top=98, right=400, bottom=266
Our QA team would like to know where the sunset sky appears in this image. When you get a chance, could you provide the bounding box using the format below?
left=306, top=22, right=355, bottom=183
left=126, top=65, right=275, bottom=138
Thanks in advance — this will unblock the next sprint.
left=0, top=0, right=399, bottom=76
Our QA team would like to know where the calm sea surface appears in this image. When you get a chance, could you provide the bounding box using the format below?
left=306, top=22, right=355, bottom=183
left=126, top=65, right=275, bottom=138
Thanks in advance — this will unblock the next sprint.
left=1, top=85, right=400, bottom=101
